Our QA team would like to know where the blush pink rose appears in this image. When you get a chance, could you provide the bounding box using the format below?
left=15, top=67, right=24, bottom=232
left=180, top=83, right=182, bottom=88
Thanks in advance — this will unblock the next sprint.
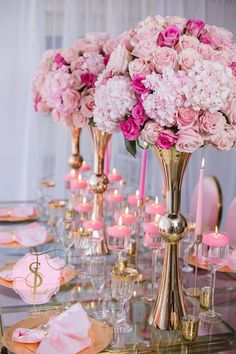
left=156, top=130, right=177, bottom=149
left=81, top=72, right=97, bottom=87
left=70, top=58, right=85, bottom=72
left=131, top=103, right=147, bottom=126
left=141, top=121, right=161, bottom=145
left=128, top=59, right=151, bottom=79
left=203, top=26, right=233, bottom=49
left=223, top=96, right=236, bottom=124
left=214, top=50, right=232, bottom=65
left=151, top=47, right=178, bottom=73
left=229, top=62, right=236, bottom=77
left=157, top=25, right=181, bottom=48
left=72, top=112, right=88, bottom=127
left=61, top=114, right=74, bottom=127
left=131, top=39, right=156, bottom=59
left=80, top=95, right=95, bottom=118
left=165, top=16, right=187, bottom=31
left=103, top=38, right=119, bottom=55
left=62, top=89, right=81, bottom=113
left=106, top=44, right=131, bottom=74
left=179, top=48, right=201, bottom=71
left=185, top=19, right=205, bottom=38
left=120, top=117, right=141, bottom=141
left=85, top=32, right=110, bottom=46
left=197, top=43, right=214, bottom=60
left=211, top=125, right=235, bottom=150
left=175, top=35, right=199, bottom=53
left=176, top=106, right=198, bottom=128
left=199, top=111, right=226, bottom=136
left=34, top=94, right=51, bottom=113
left=132, top=75, right=149, bottom=94
left=176, top=128, right=203, bottom=152
left=62, top=48, right=78, bottom=63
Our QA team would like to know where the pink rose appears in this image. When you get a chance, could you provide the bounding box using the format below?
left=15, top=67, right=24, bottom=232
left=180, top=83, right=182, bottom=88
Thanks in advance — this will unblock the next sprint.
left=199, top=111, right=226, bottom=136
left=177, top=106, right=198, bottom=128
left=103, top=55, right=109, bottom=66
left=211, top=125, right=235, bottom=150
left=128, top=59, right=151, bottom=79
left=185, top=19, right=205, bottom=38
left=85, top=32, right=110, bottom=46
left=72, top=112, right=87, bottom=127
left=151, top=47, right=178, bottom=73
left=203, top=26, right=233, bottom=49
left=229, top=62, right=236, bottom=77
left=131, top=39, right=156, bottom=59
left=62, top=48, right=78, bottom=63
left=197, top=43, right=214, bottom=60
left=131, top=103, right=147, bottom=126
left=132, top=75, right=149, bottom=94
left=141, top=121, right=161, bottom=145
left=71, top=73, right=83, bottom=90
left=103, top=38, right=119, bottom=55
left=120, top=117, right=141, bottom=141
left=62, top=89, right=81, bottom=113
left=61, top=114, right=74, bottom=127
left=165, top=16, right=187, bottom=31
left=106, top=44, right=131, bottom=74
left=70, top=58, right=85, bottom=72
left=179, top=48, right=201, bottom=71
left=54, top=53, right=66, bottom=68
left=157, top=25, right=181, bottom=48
left=73, top=38, right=98, bottom=52
left=80, top=95, right=95, bottom=118
left=156, top=130, right=177, bottom=149
left=81, top=72, right=97, bottom=87
left=214, top=50, right=232, bottom=65
left=223, top=96, right=236, bottom=124
left=176, top=128, right=203, bottom=152
left=34, top=94, right=51, bottom=113
left=175, top=35, right=199, bottom=53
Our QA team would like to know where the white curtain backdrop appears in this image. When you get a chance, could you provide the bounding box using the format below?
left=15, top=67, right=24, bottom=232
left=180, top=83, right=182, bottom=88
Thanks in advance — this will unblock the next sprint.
left=0, top=0, right=236, bottom=224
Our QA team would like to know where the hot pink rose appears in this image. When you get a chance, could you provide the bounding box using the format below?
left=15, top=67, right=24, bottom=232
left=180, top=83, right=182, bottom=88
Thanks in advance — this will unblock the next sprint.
left=120, top=117, right=141, bottom=141
left=80, top=95, right=95, bottom=118
left=131, top=39, right=156, bottom=59
left=156, top=130, right=177, bottom=149
left=223, top=96, right=236, bottom=124
left=229, top=62, right=236, bottom=77
left=197, top=43, right=214, bottom=60
left=54, top=53, right=66, bottom=68
left=131, top=103, right=147, bottom=126
left=151, top=47, right=178, bottom=73
left=62, top=89, right=81, bottom=113
left=132, top=75, right=149, bottom=94
left=185, top=19, right=205, bottom=38
left=141, top=121, right=160, bottom=145
left=175, top=35, right=199, bottom=53
left=199, top=111, right=226, bottom=136
left=72, top=112, right=87, bottom=127
left=81, top=72, right=97, bottom=87
left=211, top=125, right=235, bottom=150
left=176, top=128, right=203, bottom=152
left=179, top=48, right=201, bottom=71
left=157, top=25, right=181, bottom=48
left=106, top=44, right=131, bottom=74
left=165, top=16, right=187, bottom=31
left=128, top=59, right=151, bottom=79
left=203, top=26, right=233, bottom=49
left=177, top=106, right=198, bottom=128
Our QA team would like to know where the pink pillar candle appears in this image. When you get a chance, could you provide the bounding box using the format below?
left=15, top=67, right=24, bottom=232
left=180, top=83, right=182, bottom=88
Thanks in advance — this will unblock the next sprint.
left=115, top=207, right=136, bottom=225
left=202, top=231, right=230, bottom=247
left=75, top=201, right=92, bottom=213
left=108, top=168, right=122, bottom=183
left=106, top=190, right=124, bottom=203
left=107, top=224, right=131, bottom=238
left=139, top=149, right=147, bottom=200
left=195, top=158, right=204, bottom=236
left=146, top=201, right=166, bottom=216
left=83, top=220, right=103, bottom=231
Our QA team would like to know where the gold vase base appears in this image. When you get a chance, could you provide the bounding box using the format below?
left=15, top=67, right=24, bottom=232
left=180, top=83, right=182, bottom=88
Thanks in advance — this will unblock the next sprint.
left=184, top=287, right=201, bottom=298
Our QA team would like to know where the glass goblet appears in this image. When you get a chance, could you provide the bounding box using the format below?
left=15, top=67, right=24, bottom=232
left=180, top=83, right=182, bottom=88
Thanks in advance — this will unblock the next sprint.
left=73, top=228, right=92, bottom=279
left=111, top=266, right=138, bottom=333
left=36, top=180, right=55, bottom=222
left=90, top=256, right=107, bottom=320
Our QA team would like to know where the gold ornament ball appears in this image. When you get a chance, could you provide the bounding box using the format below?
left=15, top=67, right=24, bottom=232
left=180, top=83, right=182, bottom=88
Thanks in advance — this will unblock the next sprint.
left=89, top=174, right=109, bottom=193
left=158, top=213, right=187, bottom=243
left=68, top=154, right=83, bottom=169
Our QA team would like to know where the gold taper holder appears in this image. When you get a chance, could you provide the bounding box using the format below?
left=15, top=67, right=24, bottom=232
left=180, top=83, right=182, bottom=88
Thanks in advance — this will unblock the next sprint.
left=185, top=234, right=202, bottom=298
left=68, top=127, right=83, bottom=170
left=148, top=147, right=191, bottom=330
left=88, top=126, right=112, bottom=255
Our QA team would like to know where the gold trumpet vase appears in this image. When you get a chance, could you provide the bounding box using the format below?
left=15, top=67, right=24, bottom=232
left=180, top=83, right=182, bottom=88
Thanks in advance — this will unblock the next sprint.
left=68, top=127, right=83, bottom=170
left=148, top=146, right=191, bottom=330
left=88, top=126, right=112, bottom=254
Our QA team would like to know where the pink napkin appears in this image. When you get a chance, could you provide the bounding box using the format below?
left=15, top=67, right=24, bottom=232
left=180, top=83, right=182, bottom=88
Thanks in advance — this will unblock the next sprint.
left=13, top=304, right=91, bottom=354
left=0, top=232, right=15, bottom=244
left=0, top=269, right=13, bottom=281
left=15, top=223, right=48, bottom=247
left=12, top=328, right=45, bottom=343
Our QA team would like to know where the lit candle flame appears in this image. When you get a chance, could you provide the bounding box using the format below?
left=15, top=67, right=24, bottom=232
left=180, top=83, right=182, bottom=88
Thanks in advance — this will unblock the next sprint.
left=78, top=174, right=82, bottom=181
left=135, top=190, right=139, bottom=197
left=155, top=196, right=159, bottom=204
left=112, top=168, right=116, bottom=174
left=125, top=206, right=129, bottom=215
left=82, top=196, right=87, bottom=204
left=120, top=180, right=124, bottom=186
left=215, top=226, right=218, bottom=236
left=114, top=189, right=118, bottom=196
left=155, top=214, right=159, bottom=223
left=71, top=169, right=75, bottom=177
left=201, top=158, right=205, bottom=169
left=118, top=216, right=123, bottom=226
left=91, top=213, right=96, bottom=221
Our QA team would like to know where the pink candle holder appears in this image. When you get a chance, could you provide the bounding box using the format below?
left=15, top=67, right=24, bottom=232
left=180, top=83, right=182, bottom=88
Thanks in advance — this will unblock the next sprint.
left=114, top=206, right=136, bottom=236
left=108, top=168, right=122, bottom=184
left=145, top=197, right=166, bottom=222
left=107, top=217, right=131, bottom=258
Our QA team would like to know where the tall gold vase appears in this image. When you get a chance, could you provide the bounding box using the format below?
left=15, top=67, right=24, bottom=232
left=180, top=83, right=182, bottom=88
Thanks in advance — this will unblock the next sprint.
left=68, top=127, right=83, bottom=170
left=88, top=126, right=112, bottom=254
left=148, top=146, right=191, bottom=330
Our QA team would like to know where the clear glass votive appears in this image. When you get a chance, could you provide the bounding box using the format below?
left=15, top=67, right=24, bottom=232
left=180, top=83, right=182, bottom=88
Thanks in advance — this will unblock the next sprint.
left=181, top=315, right=199, bottom=341
left=200, top=286, right=210, bottom=309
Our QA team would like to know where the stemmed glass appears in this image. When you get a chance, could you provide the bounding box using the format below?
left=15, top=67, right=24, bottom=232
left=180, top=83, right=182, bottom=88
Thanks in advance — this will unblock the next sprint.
left=90, top=256, right=107, bottom=320
left=111, top=266, right=138, bottom=333
left=73, top=227, right=92, bottom=279
left=110, top=298, right=125, bottom=349
left=36, top=180, right=55, bottom=222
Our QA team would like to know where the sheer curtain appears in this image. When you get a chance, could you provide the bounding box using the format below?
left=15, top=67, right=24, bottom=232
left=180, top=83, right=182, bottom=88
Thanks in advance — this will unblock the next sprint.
left=1, top=0, right=236, bottom=224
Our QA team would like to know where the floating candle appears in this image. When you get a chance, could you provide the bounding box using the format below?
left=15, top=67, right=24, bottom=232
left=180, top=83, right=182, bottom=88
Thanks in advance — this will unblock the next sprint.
left=108, top=168, right=122, bottom=183
left=128, top=190, right=140, bottom=205
left=145, top=196, right=166, bottom=215
left=115, top=206, right=136, bottom=225
left=80, top=161, right=91, bottom=172
left=83, top=220, right=103, bottom=231
left=106, top=189, right=124, bottom=203
left=75, top=196, right=92, bottom=213
left=143, top=221, right=159, bottom=235
left=76, top=174, right=88, bottom=190
left=64, top=169, right=76, bottom=182
left=202, top=227, right=230, bottom=247
left=107, top=217, right=131, bottom=238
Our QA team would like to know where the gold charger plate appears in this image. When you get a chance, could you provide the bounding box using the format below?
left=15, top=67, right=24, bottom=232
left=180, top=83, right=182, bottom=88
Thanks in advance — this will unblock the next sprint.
left=188, top=255, right=236, bottom=273
left=2, top=312, right=113, bottom=354
left=0, top=212, right=38, bottom=223
left=0, top=264, right=77, bottom=289
left=0, top=233, right=53, bottom=249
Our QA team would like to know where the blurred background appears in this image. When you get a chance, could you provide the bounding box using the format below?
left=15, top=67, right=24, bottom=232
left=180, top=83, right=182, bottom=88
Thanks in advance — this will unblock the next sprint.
left=1, top=0, right=236, bottom=223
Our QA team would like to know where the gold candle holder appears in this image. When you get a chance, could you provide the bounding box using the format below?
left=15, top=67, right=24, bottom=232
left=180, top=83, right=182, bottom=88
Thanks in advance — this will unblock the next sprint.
left=200, top=286, right=210, bottom=309
left=181, top=315, right=199, bottom=341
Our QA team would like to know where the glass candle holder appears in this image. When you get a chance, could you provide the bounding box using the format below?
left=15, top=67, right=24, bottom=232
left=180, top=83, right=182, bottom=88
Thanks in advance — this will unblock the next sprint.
left=70, top=227, right=92, bottom=279
left=36, top=180, right=55, bottom=222
left=200, top=286, right=211, bottom=309
left=107, top=218, right=131, bottom=261
left=181, top=315, right=199, bottom=341
left=145, top=196, right=166, bottom=222
left=48, top=200, right=66, bottom=242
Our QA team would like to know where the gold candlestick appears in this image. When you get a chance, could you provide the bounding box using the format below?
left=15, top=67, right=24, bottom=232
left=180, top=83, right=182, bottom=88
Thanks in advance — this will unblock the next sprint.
left=68, top=127, right=83, bottom=170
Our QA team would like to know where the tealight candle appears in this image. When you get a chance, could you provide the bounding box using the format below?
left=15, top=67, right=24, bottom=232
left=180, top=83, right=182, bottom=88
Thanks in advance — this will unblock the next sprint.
left=70, top=174, right=88, bottom=191
left=80, top=161, right=91, bottom=172
left=145, top=196, right=166, bottom=216
left=83, top=220, right=103, bottom=231
left=128, top=190, right=140, bottom=205
left=75, top=196, right=92, bottom=213
left=143, top=215, right=162, bottom=249
left=106, top=189, right=124, bottom=203
left=115, top=206, right=136, bottom=225
left=202, top=227, right=230, bottom=247
left=108, top=168, right=122, bottom=183
left=64, top=169, right=76, bottom=182
left=108, top=217, right=131, bottom=238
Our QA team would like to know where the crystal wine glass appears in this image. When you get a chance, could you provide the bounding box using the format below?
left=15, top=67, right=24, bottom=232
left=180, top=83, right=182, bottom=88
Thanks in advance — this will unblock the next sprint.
left=90, top=256, right=107, bottom=320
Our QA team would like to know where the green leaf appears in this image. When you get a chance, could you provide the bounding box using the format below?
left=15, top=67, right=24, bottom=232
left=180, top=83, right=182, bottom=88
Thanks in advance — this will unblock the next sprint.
left=88, top=118, right=96, bottom=127
left=125, top=139, right=137, bottom=158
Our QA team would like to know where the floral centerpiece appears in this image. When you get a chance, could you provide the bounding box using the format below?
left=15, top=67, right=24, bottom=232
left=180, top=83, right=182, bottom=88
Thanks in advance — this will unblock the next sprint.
left=93, top=15, right=236, bottom=156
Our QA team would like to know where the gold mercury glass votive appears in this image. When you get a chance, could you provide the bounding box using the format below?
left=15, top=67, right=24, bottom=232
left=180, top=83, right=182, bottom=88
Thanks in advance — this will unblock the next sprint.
left=181, top=315, right=199, bottom=341
left=200, top=286, right=211, bottom=309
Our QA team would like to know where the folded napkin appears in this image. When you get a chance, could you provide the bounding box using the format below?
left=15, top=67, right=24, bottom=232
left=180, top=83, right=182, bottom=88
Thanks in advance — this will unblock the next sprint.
left=13, top=303, right=91, bottom=354
left=0, top=223, right=47, bottom=247
left=12, top=328, right=45, bottom=343
left=0, top=206, right=35, bottom=218
left=0, top=269, right=13, bottom=281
